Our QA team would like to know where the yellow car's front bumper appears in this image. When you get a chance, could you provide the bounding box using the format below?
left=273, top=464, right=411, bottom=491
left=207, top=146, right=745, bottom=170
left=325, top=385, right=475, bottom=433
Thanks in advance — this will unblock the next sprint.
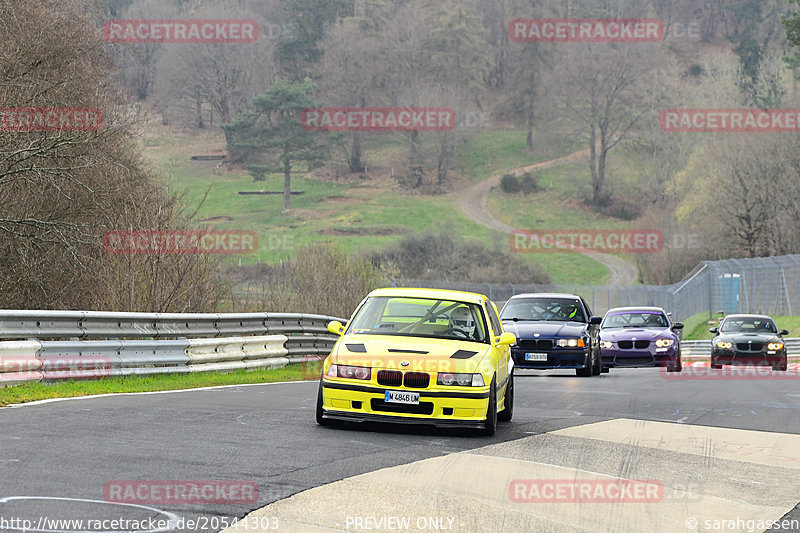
left=320, top=378, right=491, bottom=429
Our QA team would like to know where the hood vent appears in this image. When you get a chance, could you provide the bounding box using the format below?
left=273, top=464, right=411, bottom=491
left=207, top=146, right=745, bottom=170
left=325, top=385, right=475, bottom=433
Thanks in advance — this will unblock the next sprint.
left=345, top=343, right=367, bottom=353
left=388, top=348, right=429, bottom=354
left=450, top=350, right=478, bottom=359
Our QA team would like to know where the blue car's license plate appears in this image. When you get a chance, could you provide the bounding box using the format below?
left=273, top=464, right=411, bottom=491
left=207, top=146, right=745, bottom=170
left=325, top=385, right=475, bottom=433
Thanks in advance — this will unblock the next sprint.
left=385, top=390, right=420, bottom=405
left=525, top=352, right=548, bottom=361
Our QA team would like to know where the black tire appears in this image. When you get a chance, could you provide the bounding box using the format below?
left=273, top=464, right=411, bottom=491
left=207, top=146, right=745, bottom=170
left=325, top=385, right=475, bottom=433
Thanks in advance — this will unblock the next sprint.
left=576, top=352, right=593, bottom=377
left=710, top=361, right=722, bottom=369
left=601, top=367, right=609, bottom=373
left=667, top=358, right=682, bottom=373
left=498, top=373, right=514, bottom=422
left=773, top=358, right=787, bottom=371
left=591, top=348, right=601, bottom=375
left=483, top=378, right=497, bottom=436
left=315, top=380, right=331, bottom=426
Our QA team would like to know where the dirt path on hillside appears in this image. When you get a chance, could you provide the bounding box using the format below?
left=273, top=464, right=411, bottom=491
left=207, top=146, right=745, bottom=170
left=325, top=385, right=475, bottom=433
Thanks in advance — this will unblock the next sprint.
left=457, top=148, right=639, bottom=286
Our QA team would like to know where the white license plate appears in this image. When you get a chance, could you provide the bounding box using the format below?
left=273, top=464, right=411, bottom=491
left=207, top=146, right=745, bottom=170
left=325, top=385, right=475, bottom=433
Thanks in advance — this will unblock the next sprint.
left=384, top=390, right=420, bottom=405
left=526, top=352, right=548, bottom=361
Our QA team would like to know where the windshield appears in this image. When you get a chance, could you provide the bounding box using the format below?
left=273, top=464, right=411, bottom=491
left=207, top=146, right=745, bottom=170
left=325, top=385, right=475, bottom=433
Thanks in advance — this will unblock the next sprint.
left=602, top=312, right=668, bottom=329
left=720, top=317, right=777, bottom=334
left=346, top=296, right=489, bottom=343
left=500, top=298, right=586, bottom=323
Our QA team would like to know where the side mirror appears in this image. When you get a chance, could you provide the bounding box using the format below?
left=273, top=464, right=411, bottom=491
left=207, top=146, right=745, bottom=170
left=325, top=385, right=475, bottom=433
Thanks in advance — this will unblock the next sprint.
left=672, top=323, right=684, bottom=330
left=589, top=316, right=602, bottom=325
left=709, top=327, right=718, bottom=334
left=780, top=329, right=790, bottom=336
left=327, top=321, right=346, bottom=336
left=496, top=332, right=516, bottom=346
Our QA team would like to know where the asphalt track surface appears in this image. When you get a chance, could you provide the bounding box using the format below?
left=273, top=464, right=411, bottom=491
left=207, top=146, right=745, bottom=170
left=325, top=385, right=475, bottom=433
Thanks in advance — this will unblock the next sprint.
left=2, top=368, right=800, bottom=533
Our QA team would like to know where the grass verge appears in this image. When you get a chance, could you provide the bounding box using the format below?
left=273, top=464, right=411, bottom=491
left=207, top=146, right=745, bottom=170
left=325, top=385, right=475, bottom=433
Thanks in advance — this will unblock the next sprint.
left=0, top=363, right=322, bottom=407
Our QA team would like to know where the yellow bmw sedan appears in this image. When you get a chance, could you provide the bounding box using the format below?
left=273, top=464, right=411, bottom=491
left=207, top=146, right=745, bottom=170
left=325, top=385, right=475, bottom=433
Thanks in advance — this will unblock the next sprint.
left=315, top=288, right=516, bottom=435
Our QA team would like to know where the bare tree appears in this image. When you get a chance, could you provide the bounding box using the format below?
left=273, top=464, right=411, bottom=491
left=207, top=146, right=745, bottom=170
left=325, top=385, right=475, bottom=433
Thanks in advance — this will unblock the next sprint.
left=152, top=3, right=279, bottom=129
left=0, top=0, right=224, bottom=311
left=559, top=43, right=653, bottom=205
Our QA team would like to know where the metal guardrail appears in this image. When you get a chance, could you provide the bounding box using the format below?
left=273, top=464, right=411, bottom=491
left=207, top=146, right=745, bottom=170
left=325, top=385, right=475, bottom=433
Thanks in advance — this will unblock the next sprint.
left=0, top=311, right=344, bottom=387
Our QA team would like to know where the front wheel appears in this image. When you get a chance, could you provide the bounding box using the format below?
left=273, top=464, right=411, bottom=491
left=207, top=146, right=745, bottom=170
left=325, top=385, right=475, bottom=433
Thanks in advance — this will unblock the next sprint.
left=315, top=380, right=332, bottom=426
left=592, top=348, right=601, bottom=375
left=483, top=378, right=497, bottom=436
left=667, top=358, right=682, bottom=373
left=498, top=374, right=514, bottom=422
left=576, top=352, right=593, bottom=377
left=773, top=358, right=788, bottom=371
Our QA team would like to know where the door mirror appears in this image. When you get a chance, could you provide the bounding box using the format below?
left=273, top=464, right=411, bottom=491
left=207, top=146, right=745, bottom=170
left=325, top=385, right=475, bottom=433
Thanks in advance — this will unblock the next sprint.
left=780, top=329, right=790, bottom=336
left=495, top=332, right=516, bottom=346
left=327, top=321, right=346, bottom=336
left=589, top=316, right=602, bottom=325
left=709, top=327, right=718, bottom=334
left=672, top=322, right=684, bottom=330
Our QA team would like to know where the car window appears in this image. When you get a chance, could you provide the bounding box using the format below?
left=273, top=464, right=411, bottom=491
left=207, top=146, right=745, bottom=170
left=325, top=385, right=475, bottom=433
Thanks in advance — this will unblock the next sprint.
left=486, top=302, right=503, bottom=337
left=721, top=318, right=777, bottom=333
left=603, top=312, right=668, bottom=329
left=500, top=297, right=586, bottom=323
left=347, top=296, right=489, bottom=343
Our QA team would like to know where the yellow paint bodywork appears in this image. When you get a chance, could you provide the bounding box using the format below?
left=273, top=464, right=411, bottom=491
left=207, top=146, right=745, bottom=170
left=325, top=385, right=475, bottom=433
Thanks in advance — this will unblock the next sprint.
left=319, top=288, right=514, bottom=428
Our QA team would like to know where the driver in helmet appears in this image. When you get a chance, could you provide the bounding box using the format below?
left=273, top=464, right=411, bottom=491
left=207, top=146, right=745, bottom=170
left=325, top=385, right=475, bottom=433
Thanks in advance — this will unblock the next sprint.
left=563, top=303, right=579, bottom=321
left=449, top=306, right=475, bottom=339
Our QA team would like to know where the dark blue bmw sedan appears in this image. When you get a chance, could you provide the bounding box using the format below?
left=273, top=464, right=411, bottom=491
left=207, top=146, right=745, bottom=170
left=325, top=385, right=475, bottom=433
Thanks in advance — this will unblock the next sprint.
left=500, top=293, right=602, bottom=377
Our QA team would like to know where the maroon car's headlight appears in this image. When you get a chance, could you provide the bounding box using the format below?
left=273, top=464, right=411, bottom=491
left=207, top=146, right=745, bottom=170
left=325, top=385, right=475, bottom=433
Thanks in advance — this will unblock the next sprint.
left=327, top=364, right=371, bottom=380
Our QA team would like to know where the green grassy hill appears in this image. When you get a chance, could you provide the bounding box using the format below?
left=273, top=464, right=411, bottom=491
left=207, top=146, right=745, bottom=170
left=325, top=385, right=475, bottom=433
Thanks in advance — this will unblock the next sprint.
left=143, top=123, right=640, bottom=284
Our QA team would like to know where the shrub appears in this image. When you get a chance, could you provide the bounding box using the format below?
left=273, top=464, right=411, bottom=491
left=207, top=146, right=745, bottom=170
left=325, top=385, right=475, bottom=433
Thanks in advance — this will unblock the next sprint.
left=500, top=174, right=522, bottom=193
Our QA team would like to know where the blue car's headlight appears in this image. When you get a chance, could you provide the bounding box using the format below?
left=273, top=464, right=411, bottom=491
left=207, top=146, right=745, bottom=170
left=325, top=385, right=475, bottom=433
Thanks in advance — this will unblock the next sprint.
left=557, top=338, right=585, bottom=347
left=655, top=339, right=674, bottom=348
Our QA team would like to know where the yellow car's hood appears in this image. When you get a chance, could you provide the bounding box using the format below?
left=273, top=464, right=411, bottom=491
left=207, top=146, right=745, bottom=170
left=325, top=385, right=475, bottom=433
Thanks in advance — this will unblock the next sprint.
left=331, top=334, right=490, bottom=373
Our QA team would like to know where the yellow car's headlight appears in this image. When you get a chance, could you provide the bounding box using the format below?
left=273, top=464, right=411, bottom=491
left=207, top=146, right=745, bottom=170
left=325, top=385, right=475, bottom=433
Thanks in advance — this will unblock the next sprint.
left=437, top=373, right=485, bottom=387
left=768, top=342, right=784, bottom=351
left=655, top=339, right=674, bottom=348
left=327, top=364, right=371, bottom=380
left=599, top=341, right=613, bottom=349
left=715, top=341, right=733, bottom=349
